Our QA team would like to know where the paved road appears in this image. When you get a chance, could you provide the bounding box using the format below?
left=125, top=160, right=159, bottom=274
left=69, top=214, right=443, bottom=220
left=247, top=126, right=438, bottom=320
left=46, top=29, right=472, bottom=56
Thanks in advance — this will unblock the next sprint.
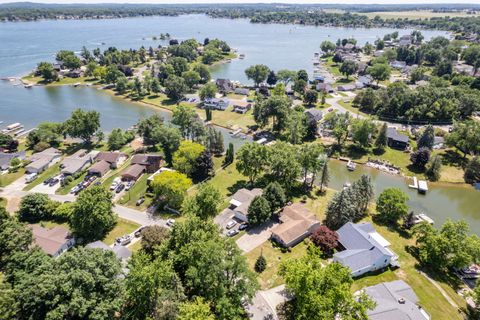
left=0, top=177, right=166, bottom=227
left=236, top=220, right=279, bottom=253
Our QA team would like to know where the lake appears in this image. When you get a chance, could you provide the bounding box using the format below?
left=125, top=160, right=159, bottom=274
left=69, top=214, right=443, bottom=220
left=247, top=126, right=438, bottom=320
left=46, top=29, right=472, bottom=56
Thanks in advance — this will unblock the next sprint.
left=1, top=14, right=477, bottom=233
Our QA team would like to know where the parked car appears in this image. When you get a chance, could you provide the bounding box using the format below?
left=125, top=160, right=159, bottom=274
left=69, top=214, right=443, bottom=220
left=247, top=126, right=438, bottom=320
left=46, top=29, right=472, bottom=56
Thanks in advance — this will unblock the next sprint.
left=116, top=235, right=132, bottom=246
left=93, top=181, right=101, bottom=186
left=70, top=186, right=80, bottom=194
left=125, top=181, right=134, bottom=191
left=43, top=177, right=53, bottom=185
left=226, top=220, right=237, bottom=229
left=110, top=182, right=118, bottom=191
left=134, top=226, right=147, bottom=238
left=136, top=197, right=145, bottom=206
left=49, top=178, right=59, bottom=186
left=115, top=183, right=125, bottom=193
left=25, top=173, right=38, bottom=183
left=227, top=229, right=239, bottom=237
left=166, top=219, right=175, bottom=227
left=239, top=223, right=248, bottom=231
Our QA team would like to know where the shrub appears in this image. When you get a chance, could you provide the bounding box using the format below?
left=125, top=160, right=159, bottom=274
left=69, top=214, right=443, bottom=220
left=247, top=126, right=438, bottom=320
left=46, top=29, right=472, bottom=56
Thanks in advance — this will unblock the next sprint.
left=310, top=226, right=338, bottom=257
left=254, top=255, right=267, bottom=273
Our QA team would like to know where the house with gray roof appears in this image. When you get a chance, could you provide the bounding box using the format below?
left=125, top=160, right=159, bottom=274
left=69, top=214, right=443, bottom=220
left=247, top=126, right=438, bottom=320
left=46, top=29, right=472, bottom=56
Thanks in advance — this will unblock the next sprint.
left=60, top=149, right=97, bottom=175
left=26, top=147, right=62, bottom=173
left=230, top=188, right=263, bottom=222
left=387, top=127, right=409, bottom=150
left=305, top=109, right=323, bottom=123
left=86, top=241, right=132, bottom=261
left=363, top=280, right=430, bottom=320
left=333, top=222, right=398, bottom=277
left=0, top=151, right=26, bottom=170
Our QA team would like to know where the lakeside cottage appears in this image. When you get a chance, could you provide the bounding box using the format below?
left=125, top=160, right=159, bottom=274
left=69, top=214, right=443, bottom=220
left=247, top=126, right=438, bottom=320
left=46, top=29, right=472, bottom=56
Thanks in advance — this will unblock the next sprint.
left=31, top=225, right=75, bottom=257
left=204, top=98, right=230, bottom=111
left=271, top=203, right=320, bottom=248
left=96, top=151, right=127, bottom=169
left=364, top=280, right=430, bottom=320
left=232, top=101, right=252, bottom=114
left=387, top=127, right=410, bottom=150
left=333, top=222, right=398, bottom=277
left=234, top=88, right=249, bottom=95
left=88, top=160, right=110, bottom=177
left=230, top=188, right=263, bottom=222
left=26, top=147, right=62, bottom=173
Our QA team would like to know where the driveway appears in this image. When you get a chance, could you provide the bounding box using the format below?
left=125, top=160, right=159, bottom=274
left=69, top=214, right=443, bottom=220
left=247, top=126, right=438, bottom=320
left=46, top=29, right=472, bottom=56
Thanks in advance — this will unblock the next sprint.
left=30, top=181, right=60, bottom=195
left=215, top=208, right=236, bottom=234
left=236, top=220, right=279, bottom=253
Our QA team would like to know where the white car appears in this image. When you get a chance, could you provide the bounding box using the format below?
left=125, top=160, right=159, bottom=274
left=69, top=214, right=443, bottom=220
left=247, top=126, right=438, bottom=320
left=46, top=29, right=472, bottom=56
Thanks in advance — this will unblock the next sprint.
left=227, top=229, right=239, bottom=237
left=109, top=181, right=118, bottom=190
left=226, top=220, right=237, bottom=229
left=125, top=181, right=134, bottom=191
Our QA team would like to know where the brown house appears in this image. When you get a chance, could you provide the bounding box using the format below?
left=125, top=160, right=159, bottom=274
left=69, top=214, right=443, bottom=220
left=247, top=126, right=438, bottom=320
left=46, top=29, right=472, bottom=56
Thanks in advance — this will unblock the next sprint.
left=271, top=203, right=320, bottom=248
left=121, top=164, right=146, bottom=181
left=96, top=152, right=127, bottom=169
left=31, top=225, right=75, bottom=257
left=131, top=154, right=162, bottom=173
left=88, top=160, right=111, bottom=177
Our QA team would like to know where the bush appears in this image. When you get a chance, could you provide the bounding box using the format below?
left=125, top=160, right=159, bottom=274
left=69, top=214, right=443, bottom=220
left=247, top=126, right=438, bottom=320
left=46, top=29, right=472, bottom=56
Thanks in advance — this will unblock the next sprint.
left=33, top=141, right=50, bottom=152
left=410, top=147, right=431, bottom=169
left=465, top=157, right=480, bottom=184
left=310, top=226, right=338, bottom=257
left=254, top=255, right=267, bottom=273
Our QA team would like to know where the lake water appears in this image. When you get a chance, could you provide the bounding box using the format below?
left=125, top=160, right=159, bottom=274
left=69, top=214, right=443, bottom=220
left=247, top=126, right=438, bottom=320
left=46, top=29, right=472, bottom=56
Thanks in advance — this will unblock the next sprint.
left=1, top=15, right=477, bottom=233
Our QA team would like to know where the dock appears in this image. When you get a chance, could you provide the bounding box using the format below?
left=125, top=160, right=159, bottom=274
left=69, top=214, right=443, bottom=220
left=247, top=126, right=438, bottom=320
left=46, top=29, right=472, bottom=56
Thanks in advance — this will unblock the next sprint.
left=408, top=176, right=418, bottom=189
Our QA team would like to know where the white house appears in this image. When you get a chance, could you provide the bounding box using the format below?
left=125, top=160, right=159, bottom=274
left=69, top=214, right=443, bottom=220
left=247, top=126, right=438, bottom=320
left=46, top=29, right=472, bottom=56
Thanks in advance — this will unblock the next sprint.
left=230, top=188, right=263, bottom=222
left=333, top=222, right=398, bottom=277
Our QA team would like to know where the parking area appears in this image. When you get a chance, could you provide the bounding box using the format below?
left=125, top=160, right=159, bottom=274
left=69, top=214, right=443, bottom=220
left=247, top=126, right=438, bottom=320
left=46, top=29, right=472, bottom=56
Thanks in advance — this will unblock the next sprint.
left=30, top=179, right=60, bottom=194
left=214, top=208, right=248, bottom=237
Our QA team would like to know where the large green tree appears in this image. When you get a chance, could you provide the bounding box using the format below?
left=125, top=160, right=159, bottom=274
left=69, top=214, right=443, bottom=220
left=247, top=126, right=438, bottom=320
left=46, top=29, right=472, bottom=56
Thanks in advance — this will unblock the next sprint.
left=279, top=248, right=375, bottom=320
left=247, top=196, right=272, bottom=226
left=64, top=109, right=101, bottom=144
left=235, top=142, right=269, bottom=184
left=151, top=171, right=192, bottom=209
left=69, top=185, right=116, bottom=242
left=173, top=140, right=205, bottom=176
left=268, top=142, right=301, bottom=188
left=376, top=188, right=409, bottom=225
left=245, top=64, right=270, bottom=87
left=182, top=183, right=221, bottom=219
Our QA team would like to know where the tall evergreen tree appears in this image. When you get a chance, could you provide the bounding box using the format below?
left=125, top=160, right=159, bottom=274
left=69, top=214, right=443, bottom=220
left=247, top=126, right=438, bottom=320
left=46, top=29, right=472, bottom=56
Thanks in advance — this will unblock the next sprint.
left=375, top=123, right=388, bottom=150
left=418, top=125, right=435, bottom=150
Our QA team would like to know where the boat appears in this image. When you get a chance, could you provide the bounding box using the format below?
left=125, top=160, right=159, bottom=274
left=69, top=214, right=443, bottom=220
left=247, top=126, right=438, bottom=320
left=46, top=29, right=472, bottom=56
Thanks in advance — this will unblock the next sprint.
left=239, top=54, right=245, bottom=59
left=230, top=128, right=242, bottom=137
left=418, top=180, right=428, bottom=194
left=73, top=83, right=81, bottom=87
left=13, top=129, right=25, bottom=136
left=346, top=160, right=356, bottom=171
left=1, top=122, right=22, bottom=134
left=460, top=264, right=480, bottom=279
left=16, top=128, right=36, bottom=138
left=24, top=84, right=33, bottom=88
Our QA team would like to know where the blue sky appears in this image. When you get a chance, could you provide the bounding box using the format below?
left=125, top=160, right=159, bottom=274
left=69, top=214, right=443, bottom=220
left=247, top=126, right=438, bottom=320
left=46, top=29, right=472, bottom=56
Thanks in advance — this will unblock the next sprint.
left=1, top=0, right=479, bottom=4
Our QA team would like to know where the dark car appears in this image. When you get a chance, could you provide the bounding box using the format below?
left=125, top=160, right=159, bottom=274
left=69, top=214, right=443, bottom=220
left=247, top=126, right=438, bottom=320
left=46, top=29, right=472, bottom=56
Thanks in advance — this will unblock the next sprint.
left=94, top=181, right=101, bottom=186
left=115, top=183, right=125, bottom=193
left=49, top=178, right=59, bottom=186
left=239, top=223, right=249, bottom=231
left=43, top=178, right=53, bottom=185
left=134, top=226, right=147, bottom=238
left=136, top=197, right=145, bottom=206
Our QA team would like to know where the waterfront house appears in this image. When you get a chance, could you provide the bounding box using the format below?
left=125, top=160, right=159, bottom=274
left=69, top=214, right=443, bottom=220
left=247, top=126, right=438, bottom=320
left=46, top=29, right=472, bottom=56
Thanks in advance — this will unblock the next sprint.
left=271, top=203, right=320, bottom=248
left=0, top=151, right=26, bottom=170
left=398, top=35, right=412, bottom=46
left=230, top=188, right=263, bottom=222
left=60, top=149, right=98, bottom=176
left=96, top=151, right=127, bottom=169
left=234, top=88, right=249, bottom=95
left=121, top=164, right=146, bottom=182
left=333, top=222, right=398, bottom=277
left=216, top=79, right=234, bottom=93
left=387, top=127, right=409, bottom=150
left=26, top=147, right=62, bottom=173
left=131, top=154, right=162, bottom=173
left=364, top=280, right=430, bottom=320
left=204, top=98, right=230, bottom=111
left=232, top=101, right=252, bottom=114
left=31, top=225, right=75, bottom=257
left=88, top=160, right=111, bottom=177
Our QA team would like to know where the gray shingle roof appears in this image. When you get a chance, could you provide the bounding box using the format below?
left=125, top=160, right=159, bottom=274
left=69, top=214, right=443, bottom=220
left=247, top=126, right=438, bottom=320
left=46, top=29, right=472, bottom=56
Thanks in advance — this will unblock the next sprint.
left=365, top=280, right=429, bottom=320
left=387, top=128, right=409, bottom=143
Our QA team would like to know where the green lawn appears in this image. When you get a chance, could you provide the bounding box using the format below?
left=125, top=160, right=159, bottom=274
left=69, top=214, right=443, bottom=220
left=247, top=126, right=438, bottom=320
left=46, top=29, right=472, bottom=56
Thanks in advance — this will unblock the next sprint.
left=245, top=241, right=309, bottom=290
left=23, top=163, right=61, bottom=191
left=0, top=168, right=25, bottom=187
left=118, top=174, right=149, bottom=208
left=0, top=198, right=7, bottom=208
left=103, top=218, right=140, bottom=245
left=337, top=99, right=371, bottom=118
left=203, top=162, right=248, bottom=209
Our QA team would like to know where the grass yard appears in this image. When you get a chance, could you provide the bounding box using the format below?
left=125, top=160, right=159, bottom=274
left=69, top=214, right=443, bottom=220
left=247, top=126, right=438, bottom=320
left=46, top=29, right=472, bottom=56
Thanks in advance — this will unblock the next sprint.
left=118, top=174, right=149, bottom=207
left=23, top=163, right=61, bottom=191
left=245, top=241, right=309, bottom=290
left=205, top=162, right=248, bottom=208
left=128, top=240, right=143, bottom=253
left=0, top=168, right=25, bottom=187
left=0, top=197, right=7, bottom=208
left=103, top=218, right=140, bottom=245
left=34, top=220, right=69, bottom=230
left=337, top=99, right=371, bottom=118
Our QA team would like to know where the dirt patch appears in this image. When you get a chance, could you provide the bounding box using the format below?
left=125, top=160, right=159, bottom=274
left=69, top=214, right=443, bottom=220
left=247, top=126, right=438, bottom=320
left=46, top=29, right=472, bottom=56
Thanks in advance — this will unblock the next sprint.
left=6, top=196, right=20, bottom=214
left=130, top=138, right=144, bottom=151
